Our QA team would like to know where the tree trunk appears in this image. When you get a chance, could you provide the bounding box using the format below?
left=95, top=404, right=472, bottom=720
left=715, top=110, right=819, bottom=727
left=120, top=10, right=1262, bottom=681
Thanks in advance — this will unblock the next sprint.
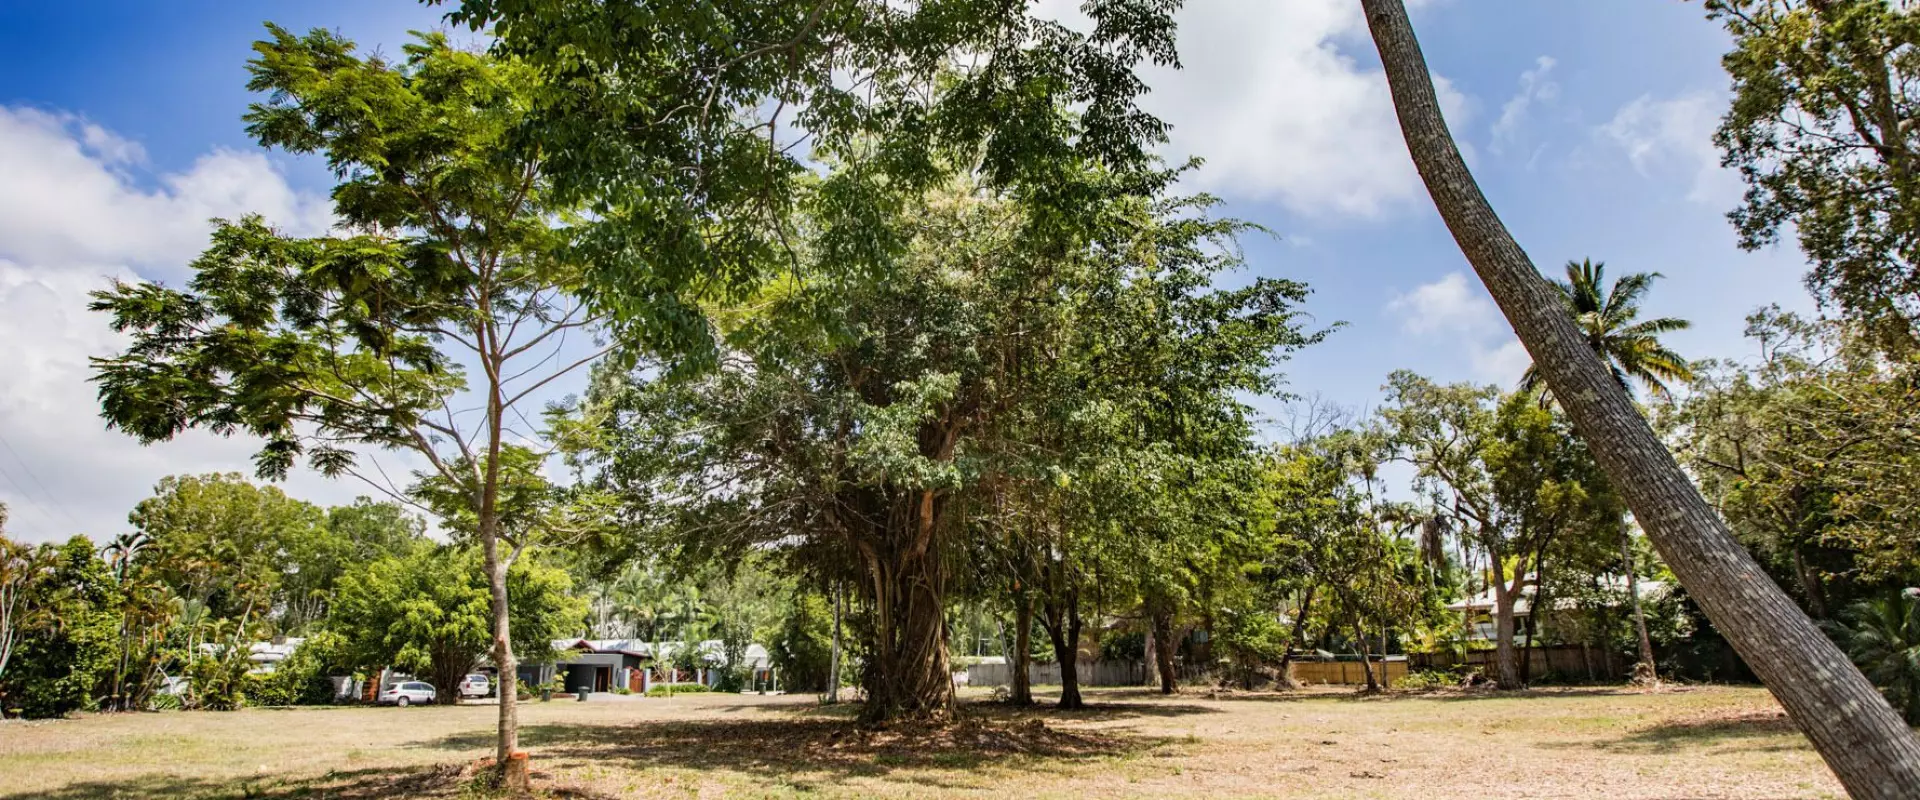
left=1361, top=1, right=1920, bottom=792
left=1350, top=617, right=1380, bottom=692
left=1141, top=616, right=1158, bottom=689
left=1045, top=596, right=1085, bottom=710
left=480, top=500, right=522, bottom=791
left=1620, top=529, right=1658, bottom=684
left=1491, top=581, right=1522, bottom=689
left=827, top=581, right=843, bottom=704
left=1010, top=589, right=1034, bottom=706
left=855, top=526, right=953, bottom=723
left=1150, top=606, right=1177, bottom=695
left=1277, top=584, right=1317, bottom=685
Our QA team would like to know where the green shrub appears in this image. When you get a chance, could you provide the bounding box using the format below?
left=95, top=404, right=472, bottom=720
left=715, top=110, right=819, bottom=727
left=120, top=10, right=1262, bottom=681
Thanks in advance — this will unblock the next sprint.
left=645, top=682, right=712, bottom=697
left=1395, top=669, right=1455, bottom=691
left=148, top=692, right=184, bottom=711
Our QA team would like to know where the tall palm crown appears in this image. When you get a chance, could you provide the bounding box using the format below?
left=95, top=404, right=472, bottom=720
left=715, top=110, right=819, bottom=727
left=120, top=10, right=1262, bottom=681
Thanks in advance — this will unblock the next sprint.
left=1521, top=259, right=1694, bottom=399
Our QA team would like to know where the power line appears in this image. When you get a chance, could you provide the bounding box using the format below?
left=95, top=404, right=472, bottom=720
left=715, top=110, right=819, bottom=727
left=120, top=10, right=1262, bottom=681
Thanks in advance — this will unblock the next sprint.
left=0, top=432, right=83, bottom=530
left=0, top=456, right=65, bottom=536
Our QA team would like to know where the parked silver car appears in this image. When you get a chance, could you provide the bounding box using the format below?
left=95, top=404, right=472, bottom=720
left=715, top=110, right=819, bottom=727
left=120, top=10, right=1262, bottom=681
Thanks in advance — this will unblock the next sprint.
left=458, top=673, right=492, bottom=698
left=378, top=681, right=437, bottom=707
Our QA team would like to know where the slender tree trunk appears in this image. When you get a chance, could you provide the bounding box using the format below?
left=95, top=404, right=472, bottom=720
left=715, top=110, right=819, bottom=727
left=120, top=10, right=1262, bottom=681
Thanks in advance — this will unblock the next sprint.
left=1351, top=617, right=1380, bottom=693
left=1278, top=584, right=1317, bottom=685
left=827, top=581, right=843, bottom=704
left=1620, top=529, right=1658, bottom=684
left=478, top=370, right=524, bottom=791
left=1361, top=1, right=1920, bottom=792
left=1141, top=615, right=1158, bottom=689
left=1150, top=606, right=1177, bottom=695
left=1010, top=589, right=1034, bottom=705
left=1792, top=547, right=1831, bottom=620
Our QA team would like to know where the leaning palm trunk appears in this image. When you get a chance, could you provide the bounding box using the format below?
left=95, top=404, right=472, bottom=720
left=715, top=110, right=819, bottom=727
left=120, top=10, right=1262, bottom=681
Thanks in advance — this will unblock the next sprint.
left=1360, top=1, right=1920, bottom=795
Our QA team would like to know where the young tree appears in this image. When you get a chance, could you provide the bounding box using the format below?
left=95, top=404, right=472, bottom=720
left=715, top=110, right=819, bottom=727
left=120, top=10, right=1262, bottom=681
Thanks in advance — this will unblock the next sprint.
left=1361, top=0, right=1920, bottom=791
left=89, top=29, right=606, bottom=782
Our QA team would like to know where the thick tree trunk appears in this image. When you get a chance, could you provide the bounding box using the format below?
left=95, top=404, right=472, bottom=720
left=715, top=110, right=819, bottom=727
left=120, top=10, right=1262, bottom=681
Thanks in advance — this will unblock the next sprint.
left=1362, top=1, right=1920, bottom=793
left=1010, top=590, right=1034, bottom=705
left=1489, top=558, right=1522, bottom=689
left=1045, top=597, right=1085, bottom=710
left=1620, top=530, right=1658, bottom=684
left=855, top=523, right=953, bottom=723
left=1150, top=606, right=1177, bottom=695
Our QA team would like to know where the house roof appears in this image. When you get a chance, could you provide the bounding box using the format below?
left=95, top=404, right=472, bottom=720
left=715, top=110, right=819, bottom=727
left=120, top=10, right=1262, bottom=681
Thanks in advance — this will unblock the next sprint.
left=549, top=638, right=772, bottom=667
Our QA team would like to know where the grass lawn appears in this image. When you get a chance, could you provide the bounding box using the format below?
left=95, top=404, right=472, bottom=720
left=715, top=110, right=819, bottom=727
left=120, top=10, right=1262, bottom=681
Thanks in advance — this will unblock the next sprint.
left=0, top=685, right=1845, bottom=799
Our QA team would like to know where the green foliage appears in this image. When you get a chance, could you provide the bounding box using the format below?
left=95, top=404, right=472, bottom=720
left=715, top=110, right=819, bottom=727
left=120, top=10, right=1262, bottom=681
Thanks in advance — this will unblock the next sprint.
left=127, top=474, right=323, bottom=625
left=580, top=171, right=1320, bottom=716
left=644, top=682, right=712, bottom=697
left=770, top=593, right=835, bottom=693
left=1520, top=259, right=1694, bottom=400
left=1667, top=310, right=1920, bottom=613
left=1828, top=589, right=1920, bottom=724
left=1395, top=669, right=1456, bottom=691
left=1708, top=0, right=1920, bottom=351
left=441, top=0, right=1184, bottom=362
left=332, top=547, right=583, bottom=701
left=1099, top=631, right=1146, bottom=662
left=1213, top=608, right=1290, bottom=684
left=246, top=631, right=348, bottom=707
left=0, top=536, right=119, bottom=718
left=184, top=641, right=252, bottom=711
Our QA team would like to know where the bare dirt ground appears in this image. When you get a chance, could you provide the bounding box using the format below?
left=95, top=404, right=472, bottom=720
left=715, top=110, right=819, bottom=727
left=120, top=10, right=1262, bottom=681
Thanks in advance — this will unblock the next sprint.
left=0, top=685, right=1846, bottom=799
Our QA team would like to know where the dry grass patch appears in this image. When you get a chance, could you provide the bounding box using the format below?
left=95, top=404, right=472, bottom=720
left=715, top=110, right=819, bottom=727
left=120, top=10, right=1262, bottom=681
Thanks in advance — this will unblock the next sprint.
left=0, top=685, right=1849, bottom=799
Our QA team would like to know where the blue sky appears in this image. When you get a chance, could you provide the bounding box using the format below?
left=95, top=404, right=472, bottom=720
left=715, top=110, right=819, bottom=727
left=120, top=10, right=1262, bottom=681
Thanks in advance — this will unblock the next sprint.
left=0, top=0, right=1815, bottom=541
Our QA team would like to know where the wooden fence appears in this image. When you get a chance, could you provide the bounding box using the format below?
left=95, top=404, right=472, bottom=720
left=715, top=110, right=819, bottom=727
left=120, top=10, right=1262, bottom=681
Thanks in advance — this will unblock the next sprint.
left=1288, top=658, right=1410, bottom=687
left=1409, top=645, right=1625, bottom=681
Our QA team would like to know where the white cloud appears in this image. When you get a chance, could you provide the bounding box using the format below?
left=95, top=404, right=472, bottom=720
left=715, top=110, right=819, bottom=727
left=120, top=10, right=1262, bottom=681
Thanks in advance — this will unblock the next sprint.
left=1388, top=271, right=1497, bottom=334
left=1491, top=56, right=1558, bottom=157
left=1037, top=0, right=1470, bottom=218
left=1598, top=92, right=1741, bottom=205
left=0, top=107, right=332, bottom=275
left=1469, top=338, right=1532, bottom=387
left=1387, top=271, right=1530, bottom=386
left=0, top=106, right=366, bottom=544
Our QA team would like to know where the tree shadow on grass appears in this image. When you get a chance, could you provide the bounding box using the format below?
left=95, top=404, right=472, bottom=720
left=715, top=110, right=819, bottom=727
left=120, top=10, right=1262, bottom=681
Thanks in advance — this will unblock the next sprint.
left=0, top=763, right=597, bottom=800
left=1540, top=708, right=1809, bottom=755
left=1206, top=685, right=1659, bottom=705
left=420, top=712, right=1170, bottom=793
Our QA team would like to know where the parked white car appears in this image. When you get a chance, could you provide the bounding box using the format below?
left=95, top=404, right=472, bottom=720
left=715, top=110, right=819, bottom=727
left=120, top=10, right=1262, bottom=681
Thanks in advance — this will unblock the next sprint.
left=378, top=681, right=437, bottom=707
left=458, top=674, right=492, bottom=698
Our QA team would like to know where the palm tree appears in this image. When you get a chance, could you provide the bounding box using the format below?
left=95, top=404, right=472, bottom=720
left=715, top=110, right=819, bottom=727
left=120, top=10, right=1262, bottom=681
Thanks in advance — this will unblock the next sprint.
left=1520, top=259, right=1694, bottom=400
left=1830, top=590, right=1920, bottom=724
left=1520, top=259, right=1691, bottom=686
left=1362, top=0, right=1920, bottom=792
